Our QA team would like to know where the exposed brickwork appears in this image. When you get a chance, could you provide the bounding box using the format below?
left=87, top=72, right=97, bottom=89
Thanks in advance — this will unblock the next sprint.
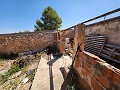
left=74, top=51, right=120, bottom=90
left=65, top=29, right=75, bottom=39
left=58, top=18, right=120, bottom=89
left=0, top=31, right=57, bottom=54
left=59, top=30, right=66, bottom=53
left=85, top=16, right=120, bottom=45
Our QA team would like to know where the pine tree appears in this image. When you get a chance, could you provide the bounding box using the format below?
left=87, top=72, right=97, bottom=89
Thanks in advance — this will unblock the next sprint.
left=34, top=6, right=62, bottom=31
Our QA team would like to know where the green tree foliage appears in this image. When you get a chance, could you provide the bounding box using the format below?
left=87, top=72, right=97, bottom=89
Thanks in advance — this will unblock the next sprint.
left=34, top=6, right=62, bottom=31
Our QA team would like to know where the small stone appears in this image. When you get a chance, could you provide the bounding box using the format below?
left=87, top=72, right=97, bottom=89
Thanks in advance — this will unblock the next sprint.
left=22, top=77, right=29, bottom=84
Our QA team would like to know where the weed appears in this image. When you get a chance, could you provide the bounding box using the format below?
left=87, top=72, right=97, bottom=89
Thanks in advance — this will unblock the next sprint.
left=27, top=70, right=35, bottom=81
left=0, top=65, right=21, bottom=84
left=0, top=59, right=5, bottom=66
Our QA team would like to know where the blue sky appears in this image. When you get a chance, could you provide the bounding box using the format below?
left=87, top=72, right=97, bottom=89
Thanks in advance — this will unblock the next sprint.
left=0, top=0, right=120, bottom=34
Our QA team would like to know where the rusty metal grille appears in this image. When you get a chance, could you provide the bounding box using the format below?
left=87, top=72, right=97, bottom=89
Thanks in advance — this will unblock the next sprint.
left=84, top=35, right=106, bottom=55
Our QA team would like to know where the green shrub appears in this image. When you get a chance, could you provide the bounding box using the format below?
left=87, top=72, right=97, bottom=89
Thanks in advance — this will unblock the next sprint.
left=8, top=65, right=21, bottom=76
left=0, top=65, right=21, bottom=84
left=0, top=59, right=5, bottom=66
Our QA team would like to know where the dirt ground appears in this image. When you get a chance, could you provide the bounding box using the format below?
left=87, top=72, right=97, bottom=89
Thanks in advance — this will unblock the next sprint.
left=0, top=54, right=41, bottom=90
left=0, top=53, right=81, bottom=90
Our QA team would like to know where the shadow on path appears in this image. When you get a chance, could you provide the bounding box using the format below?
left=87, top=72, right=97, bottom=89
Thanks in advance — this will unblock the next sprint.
left=60, top=67, right=67, bottom=80
left=49, top=65, right=54, bottom=90
left=47, top=56, right=60, bottom=90
left=47, top=56, right=59, bottom=66
left=60, top=68, right=81, bottom=90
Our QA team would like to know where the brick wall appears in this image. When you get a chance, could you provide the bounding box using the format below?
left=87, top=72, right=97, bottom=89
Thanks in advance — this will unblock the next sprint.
left=85, top=16, right=120, bottom=45
left=59, top=30, right=66, bottom=53
left=74, top=51, right=120, bottom=90
left=58, top=29, right=75, bottom=54
left=58, top=17, right=120, bottom=90
left=65, top=29, right=75, bottom=39
left=0, top=31, right=57, bottom=54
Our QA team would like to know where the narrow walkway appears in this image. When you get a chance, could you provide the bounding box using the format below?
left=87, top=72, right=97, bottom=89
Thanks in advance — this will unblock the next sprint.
left=31, top=54, right=72, bottom=90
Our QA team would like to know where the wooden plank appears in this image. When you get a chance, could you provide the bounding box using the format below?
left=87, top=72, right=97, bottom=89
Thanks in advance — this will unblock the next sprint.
left=101, top=49, right=110, bottom=55
left=100, top=53, right=109, bottom=57
left=105, top=44, right=120, bottom=49
left=100, top=54, right=120, bottom=64
left=109, top=48, right=115, bottom=57
left=99, top=39, right=106, bottom=54
left=113, top=52, right=120, bottom=56
left=104, top=47, right=113, bottom=51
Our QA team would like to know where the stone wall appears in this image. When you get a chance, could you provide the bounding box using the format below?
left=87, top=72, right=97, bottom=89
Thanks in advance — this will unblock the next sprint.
left=0, top=31, right=57, bottom=54
left=64, top=16, right=120, bottom=45
left=65, top=29, right=75, bottom=39
left=74, top=51, right=120, bottom=90
left=58, top=29, right=75, bottom=54
left=85, top=16, right=120, bottom=45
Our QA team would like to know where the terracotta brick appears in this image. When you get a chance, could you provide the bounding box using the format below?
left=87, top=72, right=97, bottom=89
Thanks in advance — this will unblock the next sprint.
left=83, top=61, right=92, bottom=75
left=74, top=52, right=83, bottom=68
left=91, top=77, right=105, bottom=90
left=80, top=52, right=84, bottom=59
left=103, top=65, right=113, bottom=76
left=102, top=66, right=113, bottom=80
left=88, top=56, right=97, bottom=65
left=94, top=74, right=110, bottom=88
left=60, top=45, right=65, bottom=53
left=111, top=78, right=120, bottom=89
left=113, top=71, right=120, bottom=83
left=75, top=58, right=80, bottom=68
left=82, top=78, right=91, bottom=90
left=81, top=68, right=89, bottom=78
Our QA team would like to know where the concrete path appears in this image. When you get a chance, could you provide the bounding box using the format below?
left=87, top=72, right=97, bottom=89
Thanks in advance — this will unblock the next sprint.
left=31, top=55, right=72, bottom=90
